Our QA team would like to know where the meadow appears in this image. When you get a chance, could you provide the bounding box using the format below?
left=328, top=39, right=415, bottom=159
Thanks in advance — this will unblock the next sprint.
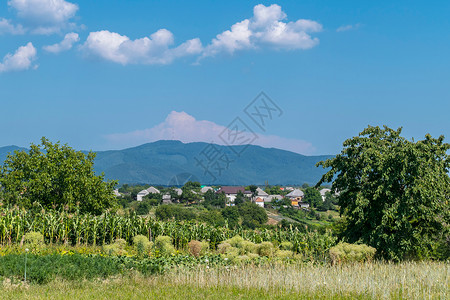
left=1, top=261, right=448, bottom=299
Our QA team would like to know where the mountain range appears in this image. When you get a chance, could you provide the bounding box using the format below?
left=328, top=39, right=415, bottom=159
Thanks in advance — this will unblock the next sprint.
left=0, top=141, right=333, bottom=185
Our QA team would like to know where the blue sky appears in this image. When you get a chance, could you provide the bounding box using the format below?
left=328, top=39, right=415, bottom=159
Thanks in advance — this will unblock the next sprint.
left=0, top=0, right=449, bottom=155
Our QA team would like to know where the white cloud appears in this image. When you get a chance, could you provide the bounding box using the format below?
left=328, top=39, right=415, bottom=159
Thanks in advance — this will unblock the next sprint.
left=0, top=42, right=37, bottom=73
left=202, top=4, right=322, bottom=58
left=0, top=18, right=25, bottom=35
left=8, top=0, right=79, bottom=34
left=105, top=111, right=315, bottom=155
left=43, top=32, right=79, bottom=53
left=81, top=29, right=203, bottom=65
left=336, top=23, right=361, bottom=32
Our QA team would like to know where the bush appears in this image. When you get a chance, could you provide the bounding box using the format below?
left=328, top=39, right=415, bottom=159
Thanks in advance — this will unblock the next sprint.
left=275, top=250, right=294, bottom=259
left=155, top=205, right=196, bottom=221
left=280, top=241, right=293, bottom=251
left=257, top=242, right=274, bottom=257
left=133, top=235, right=153, bottom=257
left=224, top=235, right=244, bottom=248
left=217, top=242, right=231, bottom=254
left=187, top=240, right=209, bottom=257
left=23, top=232, right=44, bottom=249
left=155, top=236, right=175, bottom=256
left=103, top=238, right=128, bottom=256
left=329, top=242, right=376, bottom=265
left=239, top=241, right=257, bottom=255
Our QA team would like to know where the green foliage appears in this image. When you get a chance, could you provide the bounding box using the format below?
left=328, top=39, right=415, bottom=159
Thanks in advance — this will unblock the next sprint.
left=280, top=241, right=293, bottom=251
left=224, top=235, right=245, bottom=248
left=221, top=206, right=240, bottom=228
left=155, top=236, right=175, bottom=256
left=317, top=125, right=450, bottom=260
left=0, top=207, right=337, bottom=260
left=264, top=185, right=288, bottom=196
left=217, top=242, right=231, bottom=254
left=180, top=181, right=201, bottom=204
left=239, top=240, right=257, bottom=254
left=303, top=187, right=322, bottom=208
left=238, top=202, right=268, bottom=229
left=198, top=210, right=225, bottom=226
left=247, top=185, right=258, bottom=199
left=257, top=242, right=274, bottom=257
left=23, top=231, right=44, bottom=249
left=155, top=205, right=196, bottom=221
left=0, top=137, right=117, bottom=215
left=329, top=243, right=376, bottom=265
left=103, top=238, right=128, bottom=256
left=203, top=190, right=225, bottom=208
left=133, top=235, right=152, bottom=257
left=234, top=190, right=245, bottom=206
left=318, top=192, right=336, bottom=211
left=275, top=250, right=294, bottom=259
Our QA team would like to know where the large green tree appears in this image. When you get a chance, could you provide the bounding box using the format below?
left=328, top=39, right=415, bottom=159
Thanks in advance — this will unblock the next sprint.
left=303, top=187, right=322, bottom=208
left=0, top=138, right=117, bottom=214
left=317, top=126, right=450, bottom=260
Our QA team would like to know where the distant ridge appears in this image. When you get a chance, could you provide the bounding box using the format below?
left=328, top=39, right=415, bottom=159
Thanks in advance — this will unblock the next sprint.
left=0, top=141, right=333, bottom=185
left=94, top=140, right=333, bottom=185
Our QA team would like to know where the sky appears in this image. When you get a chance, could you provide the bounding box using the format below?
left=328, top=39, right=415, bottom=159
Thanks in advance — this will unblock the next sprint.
left=0, top=0, right=449, bottom=155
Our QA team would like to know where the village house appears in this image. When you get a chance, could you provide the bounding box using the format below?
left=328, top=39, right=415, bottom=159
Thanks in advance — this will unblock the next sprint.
left=286, top=188, right=304, bottom=207
left=216, top=186, right=251, bottom=205
left=137, top=186, right=160, bottom=201
left=319, top=188, right=331, bottom=202
left=255, top=197, right=265, bottom=208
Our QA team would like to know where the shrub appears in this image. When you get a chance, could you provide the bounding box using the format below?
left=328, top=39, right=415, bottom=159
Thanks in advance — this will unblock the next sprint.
left=224, top=246, right=240, bottom=258
left=23, top=232, right=44, bottom=249
left=133, top=235, right=153, bottom=257
left=217, top=242, right=231, bottom=254
left=239, top=241, right=257, bottom=255
left=103, top=238, right=128, bottom=256
left=155, top=236, right=175, bottom=256
left=280, top=241, right=293, bottom=251
left=188, top=240, right=209, bottom=257
left=257, top=242, right=274, bottom=257
left=329, top=242, right=376, bottom=265
left=224, top=235, right=244, bottom=248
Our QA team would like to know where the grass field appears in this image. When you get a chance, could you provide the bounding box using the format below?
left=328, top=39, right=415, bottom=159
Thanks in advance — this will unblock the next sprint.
left=1, top=261, right=448, bottom=299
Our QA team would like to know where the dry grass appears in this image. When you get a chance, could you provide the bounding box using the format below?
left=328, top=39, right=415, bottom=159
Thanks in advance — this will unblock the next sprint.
left=1, top=261, right=448, bottom=299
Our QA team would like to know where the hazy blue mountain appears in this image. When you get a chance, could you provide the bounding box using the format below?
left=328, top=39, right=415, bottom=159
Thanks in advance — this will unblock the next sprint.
left=93, top=140, right=333, bottom=185
left=0, top=141, right=333, bottom=185
left=0, top=146, right=27, bottom=164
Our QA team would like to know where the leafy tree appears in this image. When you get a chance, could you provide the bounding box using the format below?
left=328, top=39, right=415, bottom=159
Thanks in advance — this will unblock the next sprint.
left=221, top=206, right=240, bottom=228
left=203, top=190, right=225, bottom=208
left=317, top=126, right=450, bottom=260
left=155, top=205, right=196, bottom=221
left=303, top=187, right=322, bottom=208
left=238, top=202, right=268, bottom=229
left=234, top=190, right=245, bottom=205
left=247, top=185, right=258, bottom=200
left=318, top=192, right=336, bottom=211
left=182, top=181, right=201, bottom=192
left=0, top=137, right=117, bottom=215
left=199, top=210, right=225, bottom=226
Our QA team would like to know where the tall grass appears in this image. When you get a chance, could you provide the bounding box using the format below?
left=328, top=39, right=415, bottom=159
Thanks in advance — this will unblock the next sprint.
left=1, top=262, right=448, bottom=299
left=0, top=207, right=336, bottom=259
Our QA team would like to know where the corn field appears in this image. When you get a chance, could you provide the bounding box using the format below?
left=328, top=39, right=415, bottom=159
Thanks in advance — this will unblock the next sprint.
left=0, top=207, right=337, bottom=259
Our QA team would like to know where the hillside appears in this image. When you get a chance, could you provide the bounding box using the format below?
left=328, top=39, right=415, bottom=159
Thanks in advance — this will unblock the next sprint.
left=93, top=140, right=333, bottom=185
left=0, top=141, right=333, bottom=185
